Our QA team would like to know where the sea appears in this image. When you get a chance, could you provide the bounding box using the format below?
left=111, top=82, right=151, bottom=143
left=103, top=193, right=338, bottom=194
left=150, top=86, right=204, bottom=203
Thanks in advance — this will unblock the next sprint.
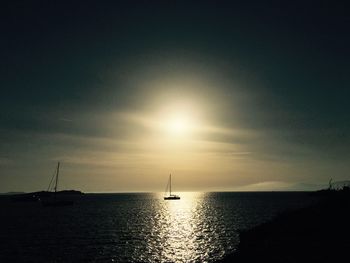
left=0, top=192, right=315, bottom=262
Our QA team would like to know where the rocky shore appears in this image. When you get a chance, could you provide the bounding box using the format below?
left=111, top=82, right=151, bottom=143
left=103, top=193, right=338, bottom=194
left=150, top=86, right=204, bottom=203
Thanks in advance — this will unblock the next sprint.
left=219, top=188, right=350, bottom=263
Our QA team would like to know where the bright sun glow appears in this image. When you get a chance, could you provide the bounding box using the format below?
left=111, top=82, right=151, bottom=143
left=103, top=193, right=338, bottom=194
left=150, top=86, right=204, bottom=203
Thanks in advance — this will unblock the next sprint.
left=167, top=117, right=189, bottom=136
left=164, top=116, right=192, bottom=137
left=154, top=102, right=200, bottom=139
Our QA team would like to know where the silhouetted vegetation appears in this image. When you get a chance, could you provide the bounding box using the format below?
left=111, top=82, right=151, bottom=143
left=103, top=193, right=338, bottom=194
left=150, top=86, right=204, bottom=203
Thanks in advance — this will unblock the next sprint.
left=312, top=180, right=350, bottom=197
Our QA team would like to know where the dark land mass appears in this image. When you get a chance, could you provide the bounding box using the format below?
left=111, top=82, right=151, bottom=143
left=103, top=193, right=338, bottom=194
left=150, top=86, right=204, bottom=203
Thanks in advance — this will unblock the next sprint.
left=218, top=188, right=350, bottom=263
left=7, top=190, right=84, bottom=202
left=0, top=192, right=26, bottom=195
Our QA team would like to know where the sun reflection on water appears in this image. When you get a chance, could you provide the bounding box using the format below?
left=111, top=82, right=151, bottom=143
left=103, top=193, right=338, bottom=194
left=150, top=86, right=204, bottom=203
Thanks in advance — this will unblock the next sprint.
left=127, top=192, right=236, bottom=263
left=130, top=192, right=224, bottom=263
left=159, top=192, right=201, bottom=262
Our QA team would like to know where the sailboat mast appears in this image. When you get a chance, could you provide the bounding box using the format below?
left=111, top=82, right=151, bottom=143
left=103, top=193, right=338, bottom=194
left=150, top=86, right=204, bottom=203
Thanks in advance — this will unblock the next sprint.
left=54, top=162, right=60, bottom=193
left=164, top=173, right=180, bottom=200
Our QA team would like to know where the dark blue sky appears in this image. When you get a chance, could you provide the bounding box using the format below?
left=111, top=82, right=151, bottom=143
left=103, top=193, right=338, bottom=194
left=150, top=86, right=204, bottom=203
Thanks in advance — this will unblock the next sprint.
left=1, top=0, right=349, bottom=192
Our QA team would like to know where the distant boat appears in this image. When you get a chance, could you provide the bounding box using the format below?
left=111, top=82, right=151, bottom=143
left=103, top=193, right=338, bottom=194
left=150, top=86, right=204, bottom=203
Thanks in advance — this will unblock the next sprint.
left=41, top=162, right=74, bottom=207
left=164, top=174, right=180, bottom=200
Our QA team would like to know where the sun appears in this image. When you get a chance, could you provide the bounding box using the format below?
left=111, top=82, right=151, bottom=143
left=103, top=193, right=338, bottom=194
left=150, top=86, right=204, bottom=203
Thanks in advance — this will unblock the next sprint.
left=155, top=102, right=200, bottom=139
left=165, top=115, right=192, bottom=137
left=168, top=118, right=188, bottom=134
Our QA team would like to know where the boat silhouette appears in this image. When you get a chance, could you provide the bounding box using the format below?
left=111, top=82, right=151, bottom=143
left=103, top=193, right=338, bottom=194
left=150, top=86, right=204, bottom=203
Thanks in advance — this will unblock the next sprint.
left=41, top=162, right=74, bottom=207
left=164, top=174, right=180, bottom=200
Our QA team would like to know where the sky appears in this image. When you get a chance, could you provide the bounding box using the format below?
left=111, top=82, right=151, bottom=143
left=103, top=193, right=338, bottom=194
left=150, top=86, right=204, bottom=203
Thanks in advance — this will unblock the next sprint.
left=1, top=0, right=349, bottom=192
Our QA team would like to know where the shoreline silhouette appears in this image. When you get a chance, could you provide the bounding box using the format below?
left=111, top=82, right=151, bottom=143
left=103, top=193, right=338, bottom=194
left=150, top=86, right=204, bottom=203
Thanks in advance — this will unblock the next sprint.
left=218, top=187, right=350, bottom=263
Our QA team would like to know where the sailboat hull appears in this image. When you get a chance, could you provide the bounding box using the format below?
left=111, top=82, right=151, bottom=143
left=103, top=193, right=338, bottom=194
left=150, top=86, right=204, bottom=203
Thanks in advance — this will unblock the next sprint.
left=164, top=196, right=180, bottom=200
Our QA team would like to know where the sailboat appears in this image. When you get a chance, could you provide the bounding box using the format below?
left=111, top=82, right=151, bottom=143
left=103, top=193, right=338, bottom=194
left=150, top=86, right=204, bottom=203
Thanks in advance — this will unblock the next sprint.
left=164, top=174, right=180, bottom=200
left=41, top=162, right=74, bottom=207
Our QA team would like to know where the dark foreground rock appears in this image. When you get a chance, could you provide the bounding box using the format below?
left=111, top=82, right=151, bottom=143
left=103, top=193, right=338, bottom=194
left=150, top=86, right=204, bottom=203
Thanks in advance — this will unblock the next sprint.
left=218, top=189, right=350, bottom=263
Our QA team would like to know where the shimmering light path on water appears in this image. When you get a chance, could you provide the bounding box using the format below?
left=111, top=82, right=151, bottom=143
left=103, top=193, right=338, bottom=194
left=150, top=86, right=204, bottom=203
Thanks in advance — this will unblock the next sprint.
left=0, top=192, right=313, bottom=262
left=139, top=192, right=235, bottom=262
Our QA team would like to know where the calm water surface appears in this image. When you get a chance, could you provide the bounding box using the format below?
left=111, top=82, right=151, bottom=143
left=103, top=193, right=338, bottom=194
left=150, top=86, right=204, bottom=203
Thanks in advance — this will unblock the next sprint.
left=0, top=192, right=313, bottom=262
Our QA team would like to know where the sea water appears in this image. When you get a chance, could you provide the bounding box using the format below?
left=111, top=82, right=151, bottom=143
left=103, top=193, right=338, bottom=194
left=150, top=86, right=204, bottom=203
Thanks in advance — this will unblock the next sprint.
left=0, top=192, right=313, bottom=262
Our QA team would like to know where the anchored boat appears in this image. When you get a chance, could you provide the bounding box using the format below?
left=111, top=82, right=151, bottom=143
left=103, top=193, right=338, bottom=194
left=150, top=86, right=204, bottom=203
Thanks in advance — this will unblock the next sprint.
left=164, top=174, right=180, bottom=200
left=41, top=162, right=74, bottom=207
